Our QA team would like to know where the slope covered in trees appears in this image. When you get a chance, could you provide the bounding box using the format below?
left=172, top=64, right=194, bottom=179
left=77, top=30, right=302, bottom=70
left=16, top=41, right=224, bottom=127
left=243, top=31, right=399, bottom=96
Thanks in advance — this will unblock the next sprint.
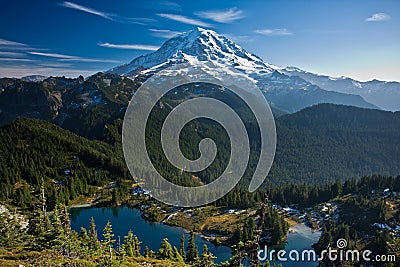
left=140, top=101, right=400, bottom=188
left=270, top=104, right=400, bottom=184
left=313, top=175, right=400, bottom=267
left=0, top=118, right=129, bottom=210
left=2, top=103, right=400, bottom=211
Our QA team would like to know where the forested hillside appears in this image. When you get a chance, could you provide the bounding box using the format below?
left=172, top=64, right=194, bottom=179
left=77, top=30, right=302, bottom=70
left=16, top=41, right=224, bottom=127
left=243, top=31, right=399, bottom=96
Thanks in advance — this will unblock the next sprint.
left=1, top=103, right=400, bottom=211
left=270, top=104, right=400, bottom=184
left=0, top=118, right=129, bottom=210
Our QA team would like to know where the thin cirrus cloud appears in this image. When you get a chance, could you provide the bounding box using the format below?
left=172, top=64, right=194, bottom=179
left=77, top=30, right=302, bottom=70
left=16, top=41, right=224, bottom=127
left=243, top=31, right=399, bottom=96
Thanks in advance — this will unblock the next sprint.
left=195, top=7, right=244, bottom=23
left=365, top=12, right=391, bottom=22
left=0, top=51, right=26, bottom=57
left=157, top=13, right=212, bottom=27
left=0, top=39, right=33, bottom=63
left=149, top=29, right=182, bottom=38
left=254, top=28, right=293, bottom=36
left=0, top=38, right=120, bottom=78
left=0, top=38, right=28, bottom=47
left=0, top=38, right=34, bottom=51
left=0, top=58, right=34, bottom=62
left=98, top=42, right=159, bottom=51
left=158, top=1, right=182, bottom=11
left=60, top=1, right=154, bottom=25
left=28, top=51, right=121, bottom=63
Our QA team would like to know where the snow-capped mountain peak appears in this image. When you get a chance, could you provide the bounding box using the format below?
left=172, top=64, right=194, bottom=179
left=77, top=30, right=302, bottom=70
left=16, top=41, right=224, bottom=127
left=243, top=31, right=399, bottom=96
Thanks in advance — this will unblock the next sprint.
left=107, top=28, right=379, bottom=113
left=108, top=27, right=277, bottom=77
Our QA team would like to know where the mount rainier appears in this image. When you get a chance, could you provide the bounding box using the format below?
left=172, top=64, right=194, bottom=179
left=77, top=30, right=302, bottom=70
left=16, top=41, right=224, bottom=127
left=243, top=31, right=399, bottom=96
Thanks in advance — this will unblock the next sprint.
left=108, top=27, right=379, bottom=113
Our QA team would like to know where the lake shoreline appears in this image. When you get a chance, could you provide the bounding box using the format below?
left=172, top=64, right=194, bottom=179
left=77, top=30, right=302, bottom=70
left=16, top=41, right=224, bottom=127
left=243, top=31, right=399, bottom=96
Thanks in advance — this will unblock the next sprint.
left=69, top=202, right=232, bottom=246
left=69, top=205, right=322, bottom=266
left=69, top=206, right=233, bottom=263
left=69, top=201, right=312, bottom=249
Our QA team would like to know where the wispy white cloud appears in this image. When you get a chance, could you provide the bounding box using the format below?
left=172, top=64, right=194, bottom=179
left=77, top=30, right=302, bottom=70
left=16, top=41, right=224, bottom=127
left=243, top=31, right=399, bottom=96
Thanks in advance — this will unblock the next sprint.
left=365, top=12, right=391, bottom=22
left=0, top=51, right=26, bottom=57
left=158, top=1, right=181, bottom=11
left=254, top=28, right=293, bottom=36
left=60, top=1, right=154, bottom=25
left=0, top=38, right=28, bottom=47
left=195, top=7, right=244, bottom=23
left=149, top=29, right=182, bottom=38
left=0, top=40, right=33, bottom=63
left=157, top=13, right=212, bottom=27
left=98, top=42, right=159, bottom=51
left=29, top=51, right=79, bottom=59
left=61, top=58, right=121, bottom=63
left=0, top=38, right=37, bottom=52
left=0, top=58, right=34, bottom=62
left=0, top=38, right=120, bottom=78
left=28, top=51, right=121, bottom=63
left=61, top=1, right=110, bottom=19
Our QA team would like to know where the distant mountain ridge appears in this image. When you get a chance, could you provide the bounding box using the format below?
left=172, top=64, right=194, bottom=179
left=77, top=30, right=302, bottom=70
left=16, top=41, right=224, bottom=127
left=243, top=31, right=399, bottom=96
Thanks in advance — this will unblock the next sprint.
left=0, top=73, right=136, bottom=138
left=21, top=75, right=47, bottom=82
left=108, top=27, right=378, bottom=113
left=282, top=66, right=400, bottom=111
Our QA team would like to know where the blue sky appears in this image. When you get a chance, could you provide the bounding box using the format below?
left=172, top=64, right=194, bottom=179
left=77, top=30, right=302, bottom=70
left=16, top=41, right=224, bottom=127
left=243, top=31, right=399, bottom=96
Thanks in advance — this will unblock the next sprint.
left=0, top=0, right=399, bottom=81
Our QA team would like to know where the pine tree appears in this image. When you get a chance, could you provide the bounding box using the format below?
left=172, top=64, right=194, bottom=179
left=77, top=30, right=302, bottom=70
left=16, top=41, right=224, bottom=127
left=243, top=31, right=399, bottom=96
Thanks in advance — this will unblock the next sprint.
left=80, top=227, right=90, bottom=250
left=149, top=249, right=156, bottom=258
left=144, top=246, right=149, bottom=258
left=133, top=235, right=141, bottom=256
left=50, top=204, right=64, bottom=248
left=229, top=241, right=247, bottom=267
left=122, top=230, right=141, bottom=257
left=186, top=231, right=199, bottom=264
left=173, top=246, right=184, bottom=262
left=60, top=205, right=71, bottom=235
left=102, top=220, right=116, bottom=262
left=179, top=233, right=186, bottom=260
left=28, top=207, right=46, bottom=237
left=0, top=209, right=24, bottom=248
left=118, top=236, right=126, bottom=262
left=199, top=244, right=216, bottom=267
left=27, top=204, right=51, bottom=250
left=89, top=217, right=100, bottom=251
left=158, top=238, right=174, bottom=260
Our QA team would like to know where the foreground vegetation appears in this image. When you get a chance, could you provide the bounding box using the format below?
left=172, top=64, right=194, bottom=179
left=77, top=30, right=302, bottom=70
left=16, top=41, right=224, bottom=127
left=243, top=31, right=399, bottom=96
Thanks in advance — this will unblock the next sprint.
left=0, top=196, right=290, bottom=267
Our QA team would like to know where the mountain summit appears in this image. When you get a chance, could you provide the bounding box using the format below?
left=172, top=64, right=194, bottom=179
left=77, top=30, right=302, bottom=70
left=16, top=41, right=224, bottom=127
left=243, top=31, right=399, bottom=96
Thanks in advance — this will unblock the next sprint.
left=108, top=27, right=277, bottom=77
left=108, top=28, right=377, bottom=113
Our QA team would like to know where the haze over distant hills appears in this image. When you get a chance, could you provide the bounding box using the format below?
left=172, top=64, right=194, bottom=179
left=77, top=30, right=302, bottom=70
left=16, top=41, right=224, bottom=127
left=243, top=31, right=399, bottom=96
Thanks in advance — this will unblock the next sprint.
left=282, top=66, right=400, bottom=111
